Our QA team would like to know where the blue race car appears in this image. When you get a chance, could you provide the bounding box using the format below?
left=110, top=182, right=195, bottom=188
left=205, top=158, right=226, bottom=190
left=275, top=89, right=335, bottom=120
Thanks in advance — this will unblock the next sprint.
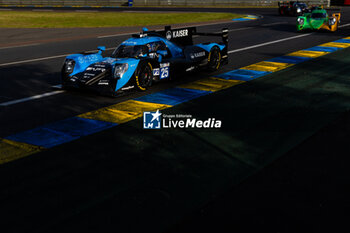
left=61, top=26, right=228, bottom=96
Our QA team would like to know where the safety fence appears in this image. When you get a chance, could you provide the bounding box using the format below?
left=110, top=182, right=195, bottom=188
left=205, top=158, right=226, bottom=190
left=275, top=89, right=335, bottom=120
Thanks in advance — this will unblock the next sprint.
left=0, top=0, right=127, bottom=7
left=133, top=0, right=330, bottom=7
left=0, top=0, right=333, bottom=7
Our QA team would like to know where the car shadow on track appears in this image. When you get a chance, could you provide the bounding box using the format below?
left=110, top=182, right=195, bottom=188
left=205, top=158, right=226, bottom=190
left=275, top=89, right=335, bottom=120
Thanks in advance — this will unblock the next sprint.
left=0, top=63, right=61, bottom=100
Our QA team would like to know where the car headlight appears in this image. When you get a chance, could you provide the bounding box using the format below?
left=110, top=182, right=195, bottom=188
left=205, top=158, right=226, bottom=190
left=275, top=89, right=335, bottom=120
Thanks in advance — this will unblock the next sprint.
left=329, top=17, right=336, bottom=25
left=64, top=60, right=75, bottom=73
left=297, top=8, right=301, bottom=13
left=297, top=17, right=304, bottom=25
left=114, top=63, right=128, bottom=79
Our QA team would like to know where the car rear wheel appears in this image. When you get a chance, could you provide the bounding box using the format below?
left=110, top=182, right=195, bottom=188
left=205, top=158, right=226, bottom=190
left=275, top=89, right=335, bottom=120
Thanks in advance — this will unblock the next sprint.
left=207, top=47, right=221, bottom=72
left=135, top=62, right=153, bottom=91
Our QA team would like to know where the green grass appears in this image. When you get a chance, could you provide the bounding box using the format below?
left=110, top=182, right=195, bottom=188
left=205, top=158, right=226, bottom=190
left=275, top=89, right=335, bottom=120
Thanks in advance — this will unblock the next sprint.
left=0, top=11, right=242, bottom=28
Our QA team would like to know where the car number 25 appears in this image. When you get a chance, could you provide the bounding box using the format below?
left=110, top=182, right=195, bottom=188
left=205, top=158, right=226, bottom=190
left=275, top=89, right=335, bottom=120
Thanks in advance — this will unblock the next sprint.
left=160, top=67, right=169, bottom=79
left=159, top=63, right=170, bottom=79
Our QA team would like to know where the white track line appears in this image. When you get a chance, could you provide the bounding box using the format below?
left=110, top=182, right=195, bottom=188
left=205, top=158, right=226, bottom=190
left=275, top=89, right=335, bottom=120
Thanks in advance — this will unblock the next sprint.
left=229, top=33, right=312, bottom=54
left=339, top=23, right=350, bottom=28
left=228, top=22, right=350, bottom=54
left=0, top=48, right=115, bottom=67
left=0, top=90, right=65, bottom=107
left=98, top=32, right=137, bottom=39
left=0, top=54, right=71, bottom=67
left=229, top=27, right=253, bottom=32
left=261, top=22, right=288, bottom=26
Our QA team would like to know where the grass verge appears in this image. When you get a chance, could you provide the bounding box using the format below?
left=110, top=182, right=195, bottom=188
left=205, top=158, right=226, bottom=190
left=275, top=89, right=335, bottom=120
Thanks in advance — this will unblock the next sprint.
left=0, top=11, right=242, bottom=28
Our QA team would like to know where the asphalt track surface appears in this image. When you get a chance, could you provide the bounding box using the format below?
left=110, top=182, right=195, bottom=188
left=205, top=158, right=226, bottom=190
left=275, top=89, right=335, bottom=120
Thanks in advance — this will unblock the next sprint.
left=1, top=7, right=350, bottom=233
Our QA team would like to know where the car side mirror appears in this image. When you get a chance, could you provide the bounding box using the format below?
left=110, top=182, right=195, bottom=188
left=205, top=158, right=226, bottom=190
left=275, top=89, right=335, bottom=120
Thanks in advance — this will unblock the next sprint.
left=97, top=46, right=106, bottom=54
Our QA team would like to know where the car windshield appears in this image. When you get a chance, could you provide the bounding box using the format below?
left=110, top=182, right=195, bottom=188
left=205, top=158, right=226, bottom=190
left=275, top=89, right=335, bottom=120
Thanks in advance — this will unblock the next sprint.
left=112, top=45, right=149, bottom=58
left=311, top=13, right=327, bottom=18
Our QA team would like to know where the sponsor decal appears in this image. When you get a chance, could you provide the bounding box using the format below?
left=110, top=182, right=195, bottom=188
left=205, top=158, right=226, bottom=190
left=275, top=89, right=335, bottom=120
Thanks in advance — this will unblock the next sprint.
left=172, top=29, right=188, bottom=38
left=122, top=41, right=137, bottom=45
left=166, top=29, right=189, bottom=40
left=185, top=66, right=195, bottom=72
left=195, top=51, right=205, bottom=57
left=153, top=68, right=160, bottom=76
left=103, top=58, right=116, bottom=64
left=98, top=80, right=109, bottom=85
left=153, top=63, right=170, bottom=79
left=83, top=73, right=95, bottom=77
left=143, top=110, right=222, bottom=129
left=83, top=72, right=96, bottom=80
left=160, top=62, right=170, bottom=68
left=121, top=85, right=134, bottom=91
left=166, top=30, right=172, bottom=40
left=77, top=54, right=99, bottom=64
left=93, top=64, right=107, bottom=68
left=190, top=51, right=206, bottom=59
left=86, top=67, right=106, bottom=72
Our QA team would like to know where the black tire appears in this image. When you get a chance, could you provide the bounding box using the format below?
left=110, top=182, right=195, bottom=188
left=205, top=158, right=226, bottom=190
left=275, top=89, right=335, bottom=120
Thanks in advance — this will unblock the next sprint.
left=207, top=47, right=221, bottom=72
left=135, top=62, right=153, bottom=91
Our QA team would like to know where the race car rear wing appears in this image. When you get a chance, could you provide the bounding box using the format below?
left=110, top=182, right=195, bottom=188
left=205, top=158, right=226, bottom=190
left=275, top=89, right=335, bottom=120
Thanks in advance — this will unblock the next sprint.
left=147, top=26, right=228, bottom=48
left=136, top=26, right=228, bottom=59
left=160, top=26, right=229, bottom=62
left=162, top=26, right=197, bottom=47
left=278, top=1, right=294, bottom=7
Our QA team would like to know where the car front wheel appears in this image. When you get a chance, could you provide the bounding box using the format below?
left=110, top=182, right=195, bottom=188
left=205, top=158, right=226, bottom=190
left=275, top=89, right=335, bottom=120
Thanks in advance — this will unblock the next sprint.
left=135, top=62, right=153, bottom=91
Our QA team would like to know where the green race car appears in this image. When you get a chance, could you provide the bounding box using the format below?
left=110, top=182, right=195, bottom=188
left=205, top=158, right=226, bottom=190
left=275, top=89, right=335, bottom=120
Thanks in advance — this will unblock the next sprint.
left=296, top=7, right=341, bottom=32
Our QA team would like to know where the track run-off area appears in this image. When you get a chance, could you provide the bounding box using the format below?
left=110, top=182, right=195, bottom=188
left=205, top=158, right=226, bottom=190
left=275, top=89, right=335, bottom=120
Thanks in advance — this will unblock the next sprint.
left=0, top=6, right=350, bottom=233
